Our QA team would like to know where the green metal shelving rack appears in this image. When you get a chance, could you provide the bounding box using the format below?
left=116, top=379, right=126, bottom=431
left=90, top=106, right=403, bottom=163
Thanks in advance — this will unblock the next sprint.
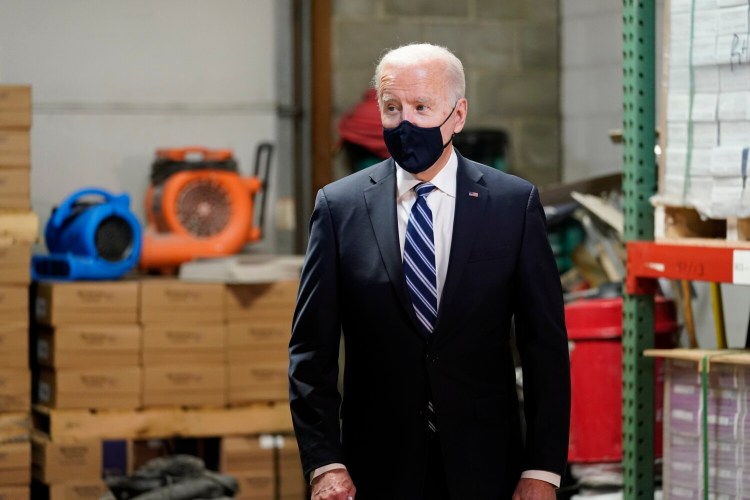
left=622, top=0, right=657, bottom=497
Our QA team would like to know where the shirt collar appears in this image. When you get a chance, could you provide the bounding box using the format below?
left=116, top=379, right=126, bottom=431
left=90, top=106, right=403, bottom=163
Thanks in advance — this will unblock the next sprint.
left=396, top=149, right=458, bottom=200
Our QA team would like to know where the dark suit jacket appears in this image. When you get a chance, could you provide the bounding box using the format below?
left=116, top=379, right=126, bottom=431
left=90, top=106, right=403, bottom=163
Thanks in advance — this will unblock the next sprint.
left=289, top=152, right=570, bottom=499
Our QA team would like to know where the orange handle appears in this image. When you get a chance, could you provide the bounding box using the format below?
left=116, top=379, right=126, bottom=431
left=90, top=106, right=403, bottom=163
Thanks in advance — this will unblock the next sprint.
left=155, top=147, right=234, bottom=162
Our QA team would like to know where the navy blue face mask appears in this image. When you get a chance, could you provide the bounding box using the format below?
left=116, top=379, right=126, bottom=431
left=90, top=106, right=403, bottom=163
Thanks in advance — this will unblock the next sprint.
left=382, top=104, right=457, bottom=174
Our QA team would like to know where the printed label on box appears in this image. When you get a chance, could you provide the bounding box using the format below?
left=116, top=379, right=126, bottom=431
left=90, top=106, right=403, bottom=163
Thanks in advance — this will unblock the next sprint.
left=733, top=250, right=750, bottom=284
left=35, top=298, right=47, bottom=320
left=38, top=381, right=50, bottom=403
left=37, top=340, right=49, bottom=361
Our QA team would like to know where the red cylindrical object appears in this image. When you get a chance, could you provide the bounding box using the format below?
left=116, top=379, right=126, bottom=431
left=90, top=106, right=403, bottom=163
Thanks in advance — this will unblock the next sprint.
left=565, top=296, right=677, bottom=463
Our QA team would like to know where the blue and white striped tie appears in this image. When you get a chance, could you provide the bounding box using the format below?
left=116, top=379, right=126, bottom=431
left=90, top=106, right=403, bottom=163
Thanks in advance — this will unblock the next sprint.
left=404, top=182, right=438, bottom=336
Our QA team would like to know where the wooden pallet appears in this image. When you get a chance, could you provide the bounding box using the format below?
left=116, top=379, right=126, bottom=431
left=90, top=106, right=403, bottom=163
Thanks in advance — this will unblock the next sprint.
left=655, top=205, right=750, bottom=248
left=33, top=402, right=293, bottom=443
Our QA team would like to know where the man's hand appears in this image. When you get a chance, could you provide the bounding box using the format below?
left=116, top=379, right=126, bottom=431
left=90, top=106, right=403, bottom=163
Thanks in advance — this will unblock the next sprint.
left=311, top=469, right=357, bottom=500
left=512, top=478, right=556, bottom=500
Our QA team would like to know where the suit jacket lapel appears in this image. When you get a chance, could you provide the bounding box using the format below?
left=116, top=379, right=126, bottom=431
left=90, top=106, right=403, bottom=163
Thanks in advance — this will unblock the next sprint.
left=363, top=160, right=424, bottom=337
left=435, top=155, right=488, bottom=333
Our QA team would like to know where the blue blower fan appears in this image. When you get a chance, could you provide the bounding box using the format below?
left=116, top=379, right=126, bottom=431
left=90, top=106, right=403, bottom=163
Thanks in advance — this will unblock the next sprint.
left=32, top=188, right=142, bottom=281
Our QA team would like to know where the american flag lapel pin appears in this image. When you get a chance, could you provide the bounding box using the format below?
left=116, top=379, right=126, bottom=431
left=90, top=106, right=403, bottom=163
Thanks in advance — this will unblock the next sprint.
left=468, top=191, right=479, bottom=198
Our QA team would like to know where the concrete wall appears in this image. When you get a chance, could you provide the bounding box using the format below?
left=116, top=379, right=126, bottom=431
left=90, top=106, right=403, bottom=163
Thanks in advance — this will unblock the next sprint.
left=560, top=0, right=624, bottom=183
left=0, top=0, right=284, bottom=252
left=331, top=0, right=561, bottom=187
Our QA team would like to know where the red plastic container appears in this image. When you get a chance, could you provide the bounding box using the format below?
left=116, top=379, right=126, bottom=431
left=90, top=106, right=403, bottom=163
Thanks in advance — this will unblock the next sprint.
left=565, top=296, right=677, bottom=463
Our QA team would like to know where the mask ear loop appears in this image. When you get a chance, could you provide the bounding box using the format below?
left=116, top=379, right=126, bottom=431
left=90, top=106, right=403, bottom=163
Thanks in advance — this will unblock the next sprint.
left=439, top=101, right=458, bottom=127
left=441, top=101, right=460, bottom=149
left=442, top=133, right=456, bottom=150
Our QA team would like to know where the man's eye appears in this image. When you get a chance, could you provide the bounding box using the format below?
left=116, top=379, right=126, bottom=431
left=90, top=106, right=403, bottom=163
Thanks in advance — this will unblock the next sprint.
left=416, top=105, right=426, bottom=111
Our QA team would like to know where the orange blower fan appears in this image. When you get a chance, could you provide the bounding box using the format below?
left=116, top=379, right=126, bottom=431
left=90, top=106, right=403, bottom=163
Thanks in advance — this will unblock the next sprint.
left=140, top=144, right=272, bottom=270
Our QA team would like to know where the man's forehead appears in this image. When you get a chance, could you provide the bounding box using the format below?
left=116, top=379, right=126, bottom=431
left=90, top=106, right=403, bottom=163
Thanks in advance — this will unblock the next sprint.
left=380, top=92, right=435, bottom=103
left=378, top=64, right=448, bottom=101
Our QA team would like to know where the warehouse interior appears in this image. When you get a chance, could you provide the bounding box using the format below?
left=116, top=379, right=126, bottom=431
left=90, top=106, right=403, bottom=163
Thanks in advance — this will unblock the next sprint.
left=0, top=0, right=749, bottom=498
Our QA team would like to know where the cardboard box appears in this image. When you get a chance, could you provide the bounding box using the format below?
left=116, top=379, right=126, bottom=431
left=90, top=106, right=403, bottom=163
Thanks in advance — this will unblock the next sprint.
left=278, top=437, right=305, bottom=497
left=0, top=169, right=30, bottom=210
left=228, top=361, right=288, bottom=404
left=32, top=434, right=101, bottom=483
left=234, top=470, right=275, bottom=500
left=227, top=320, right=291, bottom=349
left=0, top=369, right=30, bottom=412
left=227, top=343, right=288, bottom=365
left=220, top=436, right=274, bottom=474
left=31, top=481, right=108, bottom=500
left=37, top=367, right=142, bottom=410
left=0, top=242, right=31, bottom=284
left=140, top=279, right=225, bottom=324
left=0, top=486, right=29, bottom=500
left=0, top=130, right=30, bottom=169
left=34, top=281, right=139, bottom=326
left=142, top=324, right=225, bottom=365
left=0, top=323, right=28, bottom=369
left=0, top=211, right=38, bottom=244
left=142, top=365, right=226, bottom=408
left=0, top=86, right=31, bottom=130
left=226, top=322, right=290, bottom=363
left=0, top=285, right=28, bottom=324
left=0, top=441, right=30, bottom=486
left=0, top=413, right=31, bottom=444
left=35, top=324, right=141, bottom=368
left=224, top=281, right=298, bottom=323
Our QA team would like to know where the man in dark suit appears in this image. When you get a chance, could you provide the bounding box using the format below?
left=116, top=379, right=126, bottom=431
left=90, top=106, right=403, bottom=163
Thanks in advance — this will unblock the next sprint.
left=289, top=43, right=570, bottom=500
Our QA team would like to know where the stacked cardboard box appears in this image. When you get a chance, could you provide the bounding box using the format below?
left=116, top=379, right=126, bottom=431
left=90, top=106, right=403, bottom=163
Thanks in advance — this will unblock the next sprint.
left=31, top=433, right=106, bottom=500
left=221, top=436, right=275, bottom=500
left=0, top=413, right=31, bottom=499
left=0, top=84, right=33, bottom=498
left=0, top=85, right=35, bottom=262
left=655, top=351, right=750, bottom=498
left=32, top=281, right=142, bottom=410
left=278, top=436, right=307, bottom=500
left=0, top=85, right=31, bottom=212
left=662, top=2, right=750, bottom=219
left=31, top=281, right=140, bottom=497
left=224, top=281, right=298, bottom=405
left=140, top=279, right=227, bottom=408
left=219, top=434, right=306, bottom=500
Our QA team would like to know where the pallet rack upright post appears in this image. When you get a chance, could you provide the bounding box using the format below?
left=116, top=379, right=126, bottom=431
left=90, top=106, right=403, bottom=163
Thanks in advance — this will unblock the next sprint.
left=622, top=0, right=657, bottom=497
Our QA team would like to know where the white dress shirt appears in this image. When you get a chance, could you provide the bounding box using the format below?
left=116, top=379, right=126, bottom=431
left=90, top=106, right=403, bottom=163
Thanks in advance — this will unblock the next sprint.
left=312, top=150, right=560, bottom=489
left=396, top=150, right=457, bottom=307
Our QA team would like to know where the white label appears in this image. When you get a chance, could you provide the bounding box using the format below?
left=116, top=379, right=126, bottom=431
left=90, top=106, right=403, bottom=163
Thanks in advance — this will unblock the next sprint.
left=674, top=383, right=697, bottom=395
left=35, top=297, right=48, bottom=320
left=37, top=339, right=49, bottom=361
left=733, top=250, right=750, bottom=284
left=275, top=435, right=286, bottom=448
left=259, top=434, right=275, bottom=449
left=672, top=409, right=696, bottom=422
left=38, top=381, right=50, bottom=402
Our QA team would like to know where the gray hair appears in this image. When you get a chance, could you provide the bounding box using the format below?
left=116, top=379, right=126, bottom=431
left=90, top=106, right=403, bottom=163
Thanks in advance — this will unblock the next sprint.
left=372, top=43, right=465, bottom=105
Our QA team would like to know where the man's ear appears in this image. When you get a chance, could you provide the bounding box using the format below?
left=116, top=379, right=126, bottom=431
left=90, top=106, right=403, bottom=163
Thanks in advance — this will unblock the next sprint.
left=453, top=98, right=468, bottom=134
